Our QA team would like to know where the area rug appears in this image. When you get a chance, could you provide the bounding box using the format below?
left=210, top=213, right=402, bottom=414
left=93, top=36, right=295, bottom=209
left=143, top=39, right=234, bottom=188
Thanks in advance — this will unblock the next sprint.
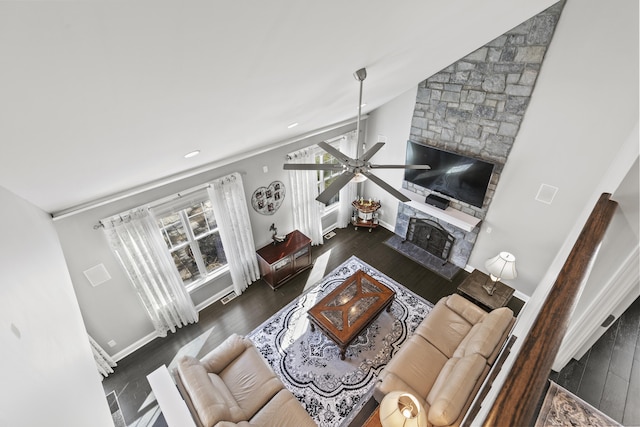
left=248, top=255, right=433, bottom=427
left=383, top=234, right=460, bottom=280
left=534, top=381, right=621, bottom=427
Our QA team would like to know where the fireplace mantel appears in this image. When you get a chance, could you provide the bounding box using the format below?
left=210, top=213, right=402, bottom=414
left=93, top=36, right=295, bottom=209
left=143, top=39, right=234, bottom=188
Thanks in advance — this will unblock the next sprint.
left=399, top=189, right=481, bottom=232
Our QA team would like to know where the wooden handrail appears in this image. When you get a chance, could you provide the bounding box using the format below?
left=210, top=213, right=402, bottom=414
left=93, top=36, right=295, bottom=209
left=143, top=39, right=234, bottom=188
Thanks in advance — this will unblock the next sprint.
left=483, top=193, right=618, bottom=426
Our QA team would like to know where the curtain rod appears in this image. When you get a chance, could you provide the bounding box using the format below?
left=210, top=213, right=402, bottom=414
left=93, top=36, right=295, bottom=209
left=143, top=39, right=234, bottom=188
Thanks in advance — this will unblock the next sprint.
left=93, top=182, right=212, bottom=230
left=93, top=172, right=243, bottom=229
left=52, top=118, right=359, bottom=221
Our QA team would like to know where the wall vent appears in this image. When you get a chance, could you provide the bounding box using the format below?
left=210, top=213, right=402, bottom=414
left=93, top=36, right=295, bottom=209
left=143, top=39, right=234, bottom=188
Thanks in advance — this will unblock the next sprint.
left=535, top=184, right=559, bottom=204
left=84, top=263, right=111, bottom=287
left=221, top=292, right=237, bottom=305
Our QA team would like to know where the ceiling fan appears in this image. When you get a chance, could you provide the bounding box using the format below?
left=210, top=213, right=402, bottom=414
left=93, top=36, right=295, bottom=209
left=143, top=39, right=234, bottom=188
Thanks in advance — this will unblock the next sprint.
left=283, top=67, right=431, bottom=204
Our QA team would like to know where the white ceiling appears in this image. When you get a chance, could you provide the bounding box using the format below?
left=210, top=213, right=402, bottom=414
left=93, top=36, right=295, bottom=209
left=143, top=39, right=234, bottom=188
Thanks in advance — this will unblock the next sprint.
left=0, top=0, right=557, bottom=214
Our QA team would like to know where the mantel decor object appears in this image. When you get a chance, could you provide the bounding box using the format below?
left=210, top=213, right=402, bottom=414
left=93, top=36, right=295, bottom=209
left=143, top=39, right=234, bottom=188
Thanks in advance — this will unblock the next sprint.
left=483, top=251, right=517, bottom=295
left=269, top=223, right=286, bottom=245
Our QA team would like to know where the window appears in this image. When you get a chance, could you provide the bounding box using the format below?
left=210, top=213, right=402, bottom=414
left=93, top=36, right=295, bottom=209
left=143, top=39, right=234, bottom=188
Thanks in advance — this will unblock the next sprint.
left=315, top=138, right=343, bottom=207
left=155, top=198, right=227, bottom=289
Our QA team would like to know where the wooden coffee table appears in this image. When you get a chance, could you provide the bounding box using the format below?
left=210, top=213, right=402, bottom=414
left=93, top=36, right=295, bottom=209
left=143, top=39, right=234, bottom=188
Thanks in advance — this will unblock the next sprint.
left=307, top=270, right=395, bottom=360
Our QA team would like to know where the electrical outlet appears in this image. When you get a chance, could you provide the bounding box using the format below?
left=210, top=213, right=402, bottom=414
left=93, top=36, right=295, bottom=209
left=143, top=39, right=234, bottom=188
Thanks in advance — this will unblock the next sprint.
left=107, top=340, right=116, bottom=347
left=263, top=166, right=268, bottom=173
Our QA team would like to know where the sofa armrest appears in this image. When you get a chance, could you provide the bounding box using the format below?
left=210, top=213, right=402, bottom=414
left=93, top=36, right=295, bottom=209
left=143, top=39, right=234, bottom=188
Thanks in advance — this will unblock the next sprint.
left=427, top=353, right=487, bottom=426
left=200, top=333, right=253, bottom=374
left=444, top=294, right=488, bottom=325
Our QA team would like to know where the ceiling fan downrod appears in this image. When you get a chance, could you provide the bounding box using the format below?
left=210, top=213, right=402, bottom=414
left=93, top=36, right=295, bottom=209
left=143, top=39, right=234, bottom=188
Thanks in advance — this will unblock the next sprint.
left=354, top=68, right=367, bottom=159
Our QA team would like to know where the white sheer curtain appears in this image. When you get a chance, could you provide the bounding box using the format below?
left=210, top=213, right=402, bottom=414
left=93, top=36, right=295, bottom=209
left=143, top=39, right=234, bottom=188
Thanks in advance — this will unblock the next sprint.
left=103, top=208, right=198, bottom=337
left=89, top=334, right=116, bottom=379
left=207, top=172, right=260, bottom=295
left=287, top=148, right=324, bottom=245
left=337, top=131, right=358, bottom=228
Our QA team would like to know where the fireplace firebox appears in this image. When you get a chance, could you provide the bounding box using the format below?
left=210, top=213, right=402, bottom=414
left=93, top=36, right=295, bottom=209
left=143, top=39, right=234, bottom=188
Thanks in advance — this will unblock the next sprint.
left=403, top=217, right=455, bottom=263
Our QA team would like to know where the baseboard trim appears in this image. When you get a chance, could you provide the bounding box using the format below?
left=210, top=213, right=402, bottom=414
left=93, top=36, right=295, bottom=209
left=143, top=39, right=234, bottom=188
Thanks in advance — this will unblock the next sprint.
left=195, top=285, right=234, bottom=311
left=110, top=286, right=233, bottom=362
left=111, top=330, right=160, bottom=363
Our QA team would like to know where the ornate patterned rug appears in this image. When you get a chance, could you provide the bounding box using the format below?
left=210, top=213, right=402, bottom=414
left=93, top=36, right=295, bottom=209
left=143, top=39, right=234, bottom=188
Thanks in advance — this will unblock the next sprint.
left=535, top=381, right=621, bottom=427
left=248, top=256, right=433, bottom=427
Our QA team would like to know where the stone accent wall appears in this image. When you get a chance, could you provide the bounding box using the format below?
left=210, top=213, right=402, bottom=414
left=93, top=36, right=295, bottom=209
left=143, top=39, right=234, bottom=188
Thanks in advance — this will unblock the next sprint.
left=406, top=1, right=564, bottom=220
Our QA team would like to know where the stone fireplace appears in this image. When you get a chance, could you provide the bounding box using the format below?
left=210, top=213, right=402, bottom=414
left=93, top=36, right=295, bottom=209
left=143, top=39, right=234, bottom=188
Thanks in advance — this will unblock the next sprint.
left=404, top=217, right=455, bottom=263
left=395, top=202, right=476, bottom=269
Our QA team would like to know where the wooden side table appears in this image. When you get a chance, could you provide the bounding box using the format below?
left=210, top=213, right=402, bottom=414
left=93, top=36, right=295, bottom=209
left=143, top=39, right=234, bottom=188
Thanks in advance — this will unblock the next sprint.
left=457, top=269, right=514, bottom=310
left=255, top=230, right=312, bottom=290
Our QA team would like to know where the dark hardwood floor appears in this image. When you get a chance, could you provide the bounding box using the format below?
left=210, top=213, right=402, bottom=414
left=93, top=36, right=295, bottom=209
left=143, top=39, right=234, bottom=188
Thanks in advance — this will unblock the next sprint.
left=550, top=295, right=640, bottom=426
left=101, top=225, right=525, bottom=426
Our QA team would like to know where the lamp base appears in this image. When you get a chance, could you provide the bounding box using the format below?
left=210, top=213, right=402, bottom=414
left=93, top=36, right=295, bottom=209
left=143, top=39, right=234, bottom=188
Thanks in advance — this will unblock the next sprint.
left=482, top=281, right=496, bottom=296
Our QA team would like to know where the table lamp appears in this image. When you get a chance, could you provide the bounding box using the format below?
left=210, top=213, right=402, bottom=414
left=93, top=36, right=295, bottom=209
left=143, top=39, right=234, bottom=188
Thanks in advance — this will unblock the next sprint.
left=483, top=251, right=517, bottom=295
left=379, top=391, right=427, bottom=427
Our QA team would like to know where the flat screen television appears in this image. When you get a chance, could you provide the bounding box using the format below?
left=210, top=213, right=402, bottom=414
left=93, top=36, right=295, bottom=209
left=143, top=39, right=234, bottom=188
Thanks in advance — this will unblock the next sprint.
left=404, top=141, right=495, bottom=208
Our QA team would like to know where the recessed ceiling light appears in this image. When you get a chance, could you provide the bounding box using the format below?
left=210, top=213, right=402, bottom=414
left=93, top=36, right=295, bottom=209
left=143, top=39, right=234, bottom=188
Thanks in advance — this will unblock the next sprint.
left=287, top=122, right=299, bottom=129
left=184, top=150, right=200, bottom=158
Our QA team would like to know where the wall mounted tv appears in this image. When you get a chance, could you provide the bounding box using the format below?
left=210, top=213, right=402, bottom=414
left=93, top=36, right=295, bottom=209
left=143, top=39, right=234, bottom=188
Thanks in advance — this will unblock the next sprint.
left=404, top=141, right=495, bottom=208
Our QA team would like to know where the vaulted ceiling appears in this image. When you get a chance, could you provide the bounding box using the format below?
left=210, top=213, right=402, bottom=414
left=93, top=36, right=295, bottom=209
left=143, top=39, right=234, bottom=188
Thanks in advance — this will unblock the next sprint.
left=0, top=0, right=557, bottom=214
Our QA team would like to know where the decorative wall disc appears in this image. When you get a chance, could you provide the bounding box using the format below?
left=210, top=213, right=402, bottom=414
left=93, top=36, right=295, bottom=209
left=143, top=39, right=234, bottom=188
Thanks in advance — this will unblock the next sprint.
left=251, top=181, right=285, bottom=215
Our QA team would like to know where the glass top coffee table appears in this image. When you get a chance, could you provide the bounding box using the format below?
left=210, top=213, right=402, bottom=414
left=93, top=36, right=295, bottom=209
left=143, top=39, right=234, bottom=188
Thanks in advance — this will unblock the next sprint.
left=307, top=269, right=395, bottom=360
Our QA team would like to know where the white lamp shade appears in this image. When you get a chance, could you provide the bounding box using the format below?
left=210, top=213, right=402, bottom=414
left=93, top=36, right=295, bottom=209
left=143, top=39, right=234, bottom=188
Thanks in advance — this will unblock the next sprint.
left=380, top=391, right=427, bottom=427
left=485, top=251, right=517, bottom=281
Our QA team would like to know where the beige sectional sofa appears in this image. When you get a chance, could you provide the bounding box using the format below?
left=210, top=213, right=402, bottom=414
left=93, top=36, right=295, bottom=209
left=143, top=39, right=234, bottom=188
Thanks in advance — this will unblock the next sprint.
left=174, top=334, right=315, bottom=427
left=374, top=293, right=514, bottom=427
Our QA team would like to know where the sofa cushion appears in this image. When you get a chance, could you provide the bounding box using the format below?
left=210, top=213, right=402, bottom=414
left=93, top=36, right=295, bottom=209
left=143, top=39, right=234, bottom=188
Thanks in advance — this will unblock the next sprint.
left=453, top=307, right=514, bottom=361
left=414, top=295, right=485, bottom=358
left=219, top=344, right=283, bottom=420
left=378, top=334, right=449, bottom=400
left=426, top=353, right=486, bottom=426
left=250, top=388, right=317, bottom=427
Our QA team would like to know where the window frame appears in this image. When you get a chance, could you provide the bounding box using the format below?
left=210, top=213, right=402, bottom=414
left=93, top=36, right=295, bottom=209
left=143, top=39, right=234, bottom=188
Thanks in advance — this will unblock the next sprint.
left=154, top=195, right=229, bottom=292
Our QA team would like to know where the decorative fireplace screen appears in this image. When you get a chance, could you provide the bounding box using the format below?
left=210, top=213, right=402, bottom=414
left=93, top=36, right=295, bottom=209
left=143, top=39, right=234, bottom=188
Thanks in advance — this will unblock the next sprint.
left=404, top=217, right=455, bottom=262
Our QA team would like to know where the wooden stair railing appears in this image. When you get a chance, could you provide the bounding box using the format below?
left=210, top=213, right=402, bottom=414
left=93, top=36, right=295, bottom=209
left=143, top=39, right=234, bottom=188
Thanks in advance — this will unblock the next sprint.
left=483, top=193, right=618, bottom=426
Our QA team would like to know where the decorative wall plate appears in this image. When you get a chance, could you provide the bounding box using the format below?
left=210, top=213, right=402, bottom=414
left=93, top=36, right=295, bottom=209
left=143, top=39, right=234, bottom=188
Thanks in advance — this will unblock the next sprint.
left=251, top=181, right=285, bottom=215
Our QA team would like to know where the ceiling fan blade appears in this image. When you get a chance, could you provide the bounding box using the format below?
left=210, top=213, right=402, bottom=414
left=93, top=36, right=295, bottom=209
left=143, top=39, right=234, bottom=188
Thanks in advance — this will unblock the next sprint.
left=283, top=163, right=344, bottom=171
left=316, top=171, right=355, bottom=204
left=362, top=171, right=411, bottom=202
left=359, top=142, right=385, bottom=162
left=369, top=164, right=432, bottom=169
left=318, top=141, right=352, bottom=165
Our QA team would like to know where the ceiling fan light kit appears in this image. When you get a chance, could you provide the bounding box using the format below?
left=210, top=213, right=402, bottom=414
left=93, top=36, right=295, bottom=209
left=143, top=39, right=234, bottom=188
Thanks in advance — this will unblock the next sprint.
left=284, top=68, right=431, bottom=205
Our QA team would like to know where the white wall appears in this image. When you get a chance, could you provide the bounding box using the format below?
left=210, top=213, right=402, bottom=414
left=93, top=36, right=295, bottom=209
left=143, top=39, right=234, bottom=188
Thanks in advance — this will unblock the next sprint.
left=0, top=186, right=113, bottom=427
left=363, top=86, right=418, bottom=229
